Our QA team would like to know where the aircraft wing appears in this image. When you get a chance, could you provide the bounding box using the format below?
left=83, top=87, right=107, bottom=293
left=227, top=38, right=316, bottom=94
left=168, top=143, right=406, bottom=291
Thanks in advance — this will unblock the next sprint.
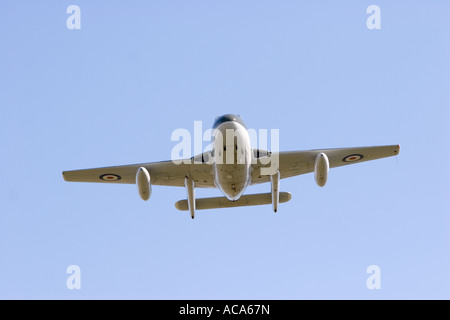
left=63, top=146, right=399, bottom=187
left=62, top=154, right=215, bottom=188
left=251, top=145, right=400, bottom=185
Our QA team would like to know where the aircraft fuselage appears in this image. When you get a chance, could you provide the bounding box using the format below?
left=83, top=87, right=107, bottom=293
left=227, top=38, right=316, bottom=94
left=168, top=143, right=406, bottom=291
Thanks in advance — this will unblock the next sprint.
left=212, top=114, right=252, bottom=201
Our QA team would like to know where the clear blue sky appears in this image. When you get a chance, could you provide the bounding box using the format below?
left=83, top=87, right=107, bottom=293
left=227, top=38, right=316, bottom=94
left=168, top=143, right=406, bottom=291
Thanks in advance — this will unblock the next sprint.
left=1, top=1, right=449, bottom=299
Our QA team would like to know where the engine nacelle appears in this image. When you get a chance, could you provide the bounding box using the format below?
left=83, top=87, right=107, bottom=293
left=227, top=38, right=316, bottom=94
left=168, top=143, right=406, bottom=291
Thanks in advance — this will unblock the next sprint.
left=314, top=153, right=329, bottom=187
left=136, top=167, right=151, bottom=201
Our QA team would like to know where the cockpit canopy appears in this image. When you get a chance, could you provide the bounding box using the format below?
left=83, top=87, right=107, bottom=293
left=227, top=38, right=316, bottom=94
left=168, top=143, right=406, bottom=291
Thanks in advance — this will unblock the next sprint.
left=212, top=114, right=246, bottom=129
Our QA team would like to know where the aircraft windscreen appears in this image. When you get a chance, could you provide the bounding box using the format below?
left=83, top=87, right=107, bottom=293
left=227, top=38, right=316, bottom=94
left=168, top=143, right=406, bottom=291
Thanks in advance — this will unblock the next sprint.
left=212, top=114, right=246, bottom=129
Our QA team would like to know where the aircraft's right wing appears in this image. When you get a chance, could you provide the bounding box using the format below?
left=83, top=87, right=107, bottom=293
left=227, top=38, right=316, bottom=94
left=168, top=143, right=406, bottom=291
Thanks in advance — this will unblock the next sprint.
left=251, top=145, right=400, bottom=185
left=62, top=153, right=215, bottom=188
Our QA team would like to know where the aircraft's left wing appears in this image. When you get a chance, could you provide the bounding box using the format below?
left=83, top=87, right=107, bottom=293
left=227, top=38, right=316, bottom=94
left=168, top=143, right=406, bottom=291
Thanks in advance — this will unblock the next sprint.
left=62, top=154, right=215, bottom=188
left=251, top=145, right=400, bottom=185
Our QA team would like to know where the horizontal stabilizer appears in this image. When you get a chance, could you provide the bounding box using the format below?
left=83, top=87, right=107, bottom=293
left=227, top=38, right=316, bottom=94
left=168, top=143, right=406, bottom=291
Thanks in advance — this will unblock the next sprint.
left=175, top=192, right=292, bottom=211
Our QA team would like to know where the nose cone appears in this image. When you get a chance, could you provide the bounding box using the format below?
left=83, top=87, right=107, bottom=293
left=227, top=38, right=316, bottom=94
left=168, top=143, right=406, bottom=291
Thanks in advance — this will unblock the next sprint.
left=219, top=182, right=246, bottom=201
left=223, top=189, right=244, bottom=201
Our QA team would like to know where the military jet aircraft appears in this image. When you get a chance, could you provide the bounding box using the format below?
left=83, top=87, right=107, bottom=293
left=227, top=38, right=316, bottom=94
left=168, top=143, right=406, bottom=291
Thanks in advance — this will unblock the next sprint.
left=63, top=114, right=399, bottom=219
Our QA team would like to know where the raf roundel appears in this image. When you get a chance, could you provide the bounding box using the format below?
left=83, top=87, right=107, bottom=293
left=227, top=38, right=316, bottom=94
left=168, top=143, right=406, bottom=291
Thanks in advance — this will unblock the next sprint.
left=342, top=154, right=364, bottom=162
left=99, top=174, right=121, bottom=181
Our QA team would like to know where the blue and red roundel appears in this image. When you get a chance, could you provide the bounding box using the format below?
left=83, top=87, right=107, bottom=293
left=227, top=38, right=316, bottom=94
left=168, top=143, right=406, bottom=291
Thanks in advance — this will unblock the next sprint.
left=342, top=154, right=364, bottom=162
left=99, top=174, right=121, bottom=181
